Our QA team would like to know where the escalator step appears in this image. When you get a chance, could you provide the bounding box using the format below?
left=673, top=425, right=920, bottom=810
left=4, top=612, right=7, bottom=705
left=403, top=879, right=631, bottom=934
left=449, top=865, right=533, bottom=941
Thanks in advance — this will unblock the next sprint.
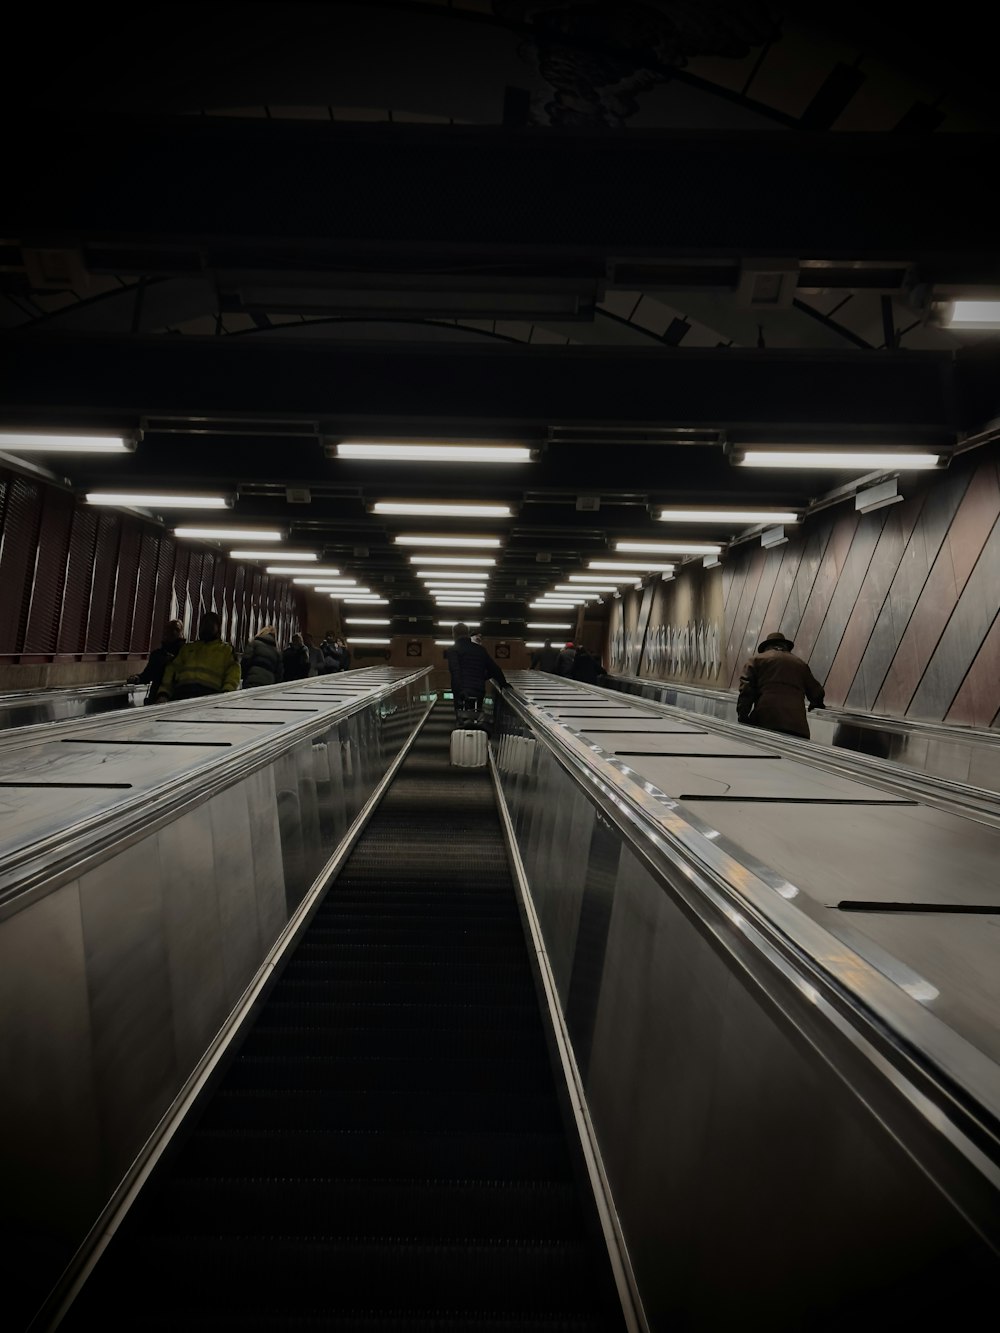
left=254, top=1001, right=544, bottom=1031
left=292, top=941, right=530, bottom=963
left=136, top=1177, right=584, bottom=1239
left=135, top=1312, right=609, bottom=1332
left=225, top=1053, right=554, bottom=1093
left=197, top=1088, right=564, bottom=1133
left=241, top=1024, right=548, bottom=1060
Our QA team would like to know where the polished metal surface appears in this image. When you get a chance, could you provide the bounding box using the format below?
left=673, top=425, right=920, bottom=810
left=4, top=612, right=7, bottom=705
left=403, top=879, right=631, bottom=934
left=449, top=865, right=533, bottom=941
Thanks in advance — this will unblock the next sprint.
left=0, top=682, right=134, bottom=732
left=1, top=667, right=432, bottom=1324
left=495, top=673, right=1000, bottom=1328
left=607, top=670, right=1000, bottom=795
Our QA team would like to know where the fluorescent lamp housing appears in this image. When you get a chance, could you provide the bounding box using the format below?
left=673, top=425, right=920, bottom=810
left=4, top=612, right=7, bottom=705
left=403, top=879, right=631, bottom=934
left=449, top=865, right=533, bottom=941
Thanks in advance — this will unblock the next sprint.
left=395, top=535, right=502, bottom=548
left=342, top=596, right=389, bottom=604
left=734, top=450, right=942, bottom=470
left=344, top=618, right=391, bottom=625
left=231, top=550, right=318, bottom=560
left=588, top=561, right=679, bottom=572
left=944, top=299, right=1000, bottom=329
left=334, top=441, right=533, bottom=463
left=527, top=622, right=572, bottom=630
left=654, top=509, right=799, bottom=526
left=372, top=501, right=514, bottom=518
left=410, top=554, right=496, bottom=566
left=616, top=541, right=721, bottom=555
left=0, top=431, right=135, bottom=453
left=86, top=492, right=231, bottom=509
left=175, top=527, right=283, bottom=541
left=417, top=570, right=493, bottom=581
left=280, top=568, right=344, bottom=577
left=345, top=637, right=391, bottom=645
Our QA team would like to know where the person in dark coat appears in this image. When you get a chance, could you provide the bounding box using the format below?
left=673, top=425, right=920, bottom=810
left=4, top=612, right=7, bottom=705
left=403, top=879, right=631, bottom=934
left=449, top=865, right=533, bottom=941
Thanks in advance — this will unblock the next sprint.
left=282, top=632, right=311, bottom=682
left=320, top=633, right=341, bottom=673
left=737, top=631, right=825, bottom=739
left=531, top=639, right=561, bottom=672
left=445, top=622, right=507, bottom=709
left=241, top=626, right=282, bottom=688
left=128, top=618, right=186, bottom=704
left=556, top=642, right=577, bottom=676
left=303, top=633, right=325, bottom=677
left=570, top=646, right=606, bottom=685
left=334, top=637, right=352, bottom=671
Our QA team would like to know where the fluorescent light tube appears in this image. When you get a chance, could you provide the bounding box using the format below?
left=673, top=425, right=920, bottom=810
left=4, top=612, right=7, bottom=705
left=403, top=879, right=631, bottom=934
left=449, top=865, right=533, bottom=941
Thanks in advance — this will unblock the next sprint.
left=395, top=535, right=502, bottom=548
left=616, top=541, right=722, bottom=555
left=372, top=501, right=513, bottom=517
left=0, top=432, right=134, bottom=453
left=281, top=568, right=345, bottom=577
left=344, top=618, right=391, bottom=626
left=86, top=492, right=230, bottom=508
left=436, top=621, right=480, bottom=628
left=409, top=555, right=496, bottom=566
left=336, top=441, right=532, bottom=463
left=342, top=596, right=389, bottom=604
left=654, top=510, right=798, bottom=526
left=944, top=299, right=1000, bottom=329
left=230, top=550, right=317, bottom=560
left=736, top=450, right=941, bottom=470
left=587, top=561, right=678, bottom=572
left=345, top=637, right=391, bottom=645
left=527, top=623, right=572, bottom=630
left=175, top=527, right=283, bottom=541
left=417, top=570, right=492, bottom=580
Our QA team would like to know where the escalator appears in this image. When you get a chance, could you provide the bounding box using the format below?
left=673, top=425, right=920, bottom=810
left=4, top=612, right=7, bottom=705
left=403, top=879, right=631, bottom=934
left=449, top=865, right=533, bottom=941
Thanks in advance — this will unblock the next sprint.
left=62, top=704, right=625, bottom=1331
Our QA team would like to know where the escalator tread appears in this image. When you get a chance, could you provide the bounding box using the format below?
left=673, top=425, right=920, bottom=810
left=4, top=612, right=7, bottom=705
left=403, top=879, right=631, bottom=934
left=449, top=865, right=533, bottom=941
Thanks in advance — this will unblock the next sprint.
left=63, top=708, right=624, bottom=1329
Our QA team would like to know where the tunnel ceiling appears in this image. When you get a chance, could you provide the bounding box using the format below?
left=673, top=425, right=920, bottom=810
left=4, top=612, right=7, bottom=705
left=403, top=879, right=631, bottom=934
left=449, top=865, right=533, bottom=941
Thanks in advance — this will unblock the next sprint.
left=1, top=0, right=998, bottom=607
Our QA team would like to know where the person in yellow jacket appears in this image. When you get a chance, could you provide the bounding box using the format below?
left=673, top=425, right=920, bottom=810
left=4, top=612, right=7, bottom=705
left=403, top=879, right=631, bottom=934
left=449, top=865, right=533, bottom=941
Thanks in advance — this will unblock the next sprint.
left=155, top=611, right=241, bottom=702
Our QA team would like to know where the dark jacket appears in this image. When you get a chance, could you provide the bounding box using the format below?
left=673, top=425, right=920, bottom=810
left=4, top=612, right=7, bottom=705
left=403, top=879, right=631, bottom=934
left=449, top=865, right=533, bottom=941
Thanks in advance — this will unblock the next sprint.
left=737, top=648, right=825, bottom=739
left=320, top=640, right=341, bottom=673
left=242, top=632, right=282, bottom=688
left=282, top=642, right=310, bottom=681
left=333, top=644, right=351, bottom=671
left=530, top=646, right=561, bottom=673
left=570, top=649, right=606, bottom=685
left=556, top=647, right=577, bottom=676
left=133, top=637, right=186, bottom=703
left=446, top=636, right=507, bottom=702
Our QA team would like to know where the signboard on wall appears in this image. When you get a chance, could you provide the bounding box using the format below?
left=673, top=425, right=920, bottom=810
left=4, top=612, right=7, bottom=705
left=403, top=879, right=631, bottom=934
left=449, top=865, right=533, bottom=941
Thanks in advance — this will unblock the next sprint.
left=495, top=642, right=510, bottom=659
left=406, top=640, right=422, bottom=656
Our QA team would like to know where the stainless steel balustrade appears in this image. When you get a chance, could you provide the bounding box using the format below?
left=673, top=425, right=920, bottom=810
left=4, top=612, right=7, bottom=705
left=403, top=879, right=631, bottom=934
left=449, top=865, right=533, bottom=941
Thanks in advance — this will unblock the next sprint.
left=492, top=673, right=1000, bottom=1331
left=0, top=682, right=135, bottom=732
left=606, top=670, right=1000, bottom=794
left=0, top=667, right=433, bottom=1330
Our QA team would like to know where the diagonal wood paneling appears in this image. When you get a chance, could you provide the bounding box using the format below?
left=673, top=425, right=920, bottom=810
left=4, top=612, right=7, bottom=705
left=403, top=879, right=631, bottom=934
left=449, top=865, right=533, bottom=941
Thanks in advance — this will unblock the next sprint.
left=725, top=547, right=767, bottom=685
left=846, top=467, right=971, bottom=710
left=823, top=492, right=925, bottom=705
left=875, top=458, right=1000, bottom=716
left=808, top=509, right=887, bottom=684
left=760, top=541, right=804, bottom=643
left=775, top=522, right=832, bottom=648
left=793, top=509, right=859, bottom=662
left=737, top=546, right=786, bottom=680
left=947, top=605, right=1000, bottom=727
left=908, top=512, right=1000, bottom=721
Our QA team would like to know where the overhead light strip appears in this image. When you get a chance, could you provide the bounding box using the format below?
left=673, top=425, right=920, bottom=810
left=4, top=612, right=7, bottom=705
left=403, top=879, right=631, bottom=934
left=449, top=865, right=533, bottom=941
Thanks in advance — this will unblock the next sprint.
left=654, top=510, right=799, bottom=526
left=86, top=492, right=231, bottom=509
left=0, top=432, right=135, bottom=453
left=409, top=555, right=496, bottom=566
left=231, top=549, right=318, bottom=560
left=372, top=501, right=514, bottom=518
left=175, top=527, right=283, bottom=541
left=735, top=450, right=942, bottom=470
left=395, top=535, right=502, bottom=548
left=615, top=541, right=722, bottom=555
left=587, top=561, right=679, bottom=572
left=336, top=441, right=533, bottom=463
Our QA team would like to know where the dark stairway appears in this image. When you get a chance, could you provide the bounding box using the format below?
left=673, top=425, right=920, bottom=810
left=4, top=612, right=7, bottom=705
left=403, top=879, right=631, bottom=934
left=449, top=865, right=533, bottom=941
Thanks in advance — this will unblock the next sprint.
left=63, top=704, right=626, bottom=1331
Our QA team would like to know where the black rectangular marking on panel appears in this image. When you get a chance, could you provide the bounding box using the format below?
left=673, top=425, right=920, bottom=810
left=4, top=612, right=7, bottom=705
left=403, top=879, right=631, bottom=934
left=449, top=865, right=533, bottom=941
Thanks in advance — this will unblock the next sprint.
left=681, top=795, right=917, bottom=805
left=837, top=901, right=1000, bottom=914
left=154, top=719, right=285, bottom=727
left=60, top=738, right=233, bottom=747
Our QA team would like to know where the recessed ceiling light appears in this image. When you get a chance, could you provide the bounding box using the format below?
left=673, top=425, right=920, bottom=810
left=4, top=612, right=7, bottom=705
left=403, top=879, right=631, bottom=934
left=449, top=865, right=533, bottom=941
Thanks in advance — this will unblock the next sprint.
left=0, top=431, right=135, bottom=453
left=654, top=510, right=799, bottom=526
left=395, top=535, right=502, bottom=548
left=175, top=527, right=283, bottom=541
left=372, top=501, right=514, bottom=517
left=86, top=492, right=231, bottom=508
left=409, top=555, right=496, bottom=566
left=335, top=441, right=533, bottom=463
left=734, top=450, right=942, bottom=470
left=230, top=550, right=318, bottom=560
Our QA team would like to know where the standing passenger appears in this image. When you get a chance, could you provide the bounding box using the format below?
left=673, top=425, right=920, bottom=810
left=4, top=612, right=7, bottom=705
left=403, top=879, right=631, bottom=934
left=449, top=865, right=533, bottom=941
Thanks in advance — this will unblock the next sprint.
left=320, top=632, right=341, bottom=673
left=156, top=611, right=241, bottom=702
left=530, top=639, right=561, bottom=673
left=128, top=618, right=186, bottom=704
left=282, top=632, right=311, bottom=682
left=570, top=646, right=606, bottom=685
left=241, top=625, right=282, bottom=688
left=445, top=622, right=507, bottom=713
left=334, top=637, right=352, bottom=671
left=737, top=631, right=825, bottom=739
left=556, top=642, right=577, bottom=676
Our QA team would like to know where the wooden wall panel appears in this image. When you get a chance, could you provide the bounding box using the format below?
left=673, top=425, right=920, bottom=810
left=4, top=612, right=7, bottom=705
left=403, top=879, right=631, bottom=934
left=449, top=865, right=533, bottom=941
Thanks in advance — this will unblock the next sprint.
left=807, top=509, right=886, bottom=684
left=793, top=510, right=859, bottom=663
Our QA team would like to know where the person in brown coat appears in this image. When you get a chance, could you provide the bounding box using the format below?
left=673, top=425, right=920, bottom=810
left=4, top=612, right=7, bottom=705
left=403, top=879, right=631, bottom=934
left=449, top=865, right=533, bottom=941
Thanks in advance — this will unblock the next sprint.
left=737, top=631, right=825, bottom=739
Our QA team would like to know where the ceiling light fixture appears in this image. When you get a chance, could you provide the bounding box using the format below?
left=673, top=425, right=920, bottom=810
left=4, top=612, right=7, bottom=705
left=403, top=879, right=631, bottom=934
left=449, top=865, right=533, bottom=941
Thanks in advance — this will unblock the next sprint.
left=280, top=568, right=344, bottom=577
left=943, top=299, right=1000, bottom=329
left=345, top=637, right=391, bottom=645
left=230, top=549, right=317, bottom=560
left=615, top=541, right=721, bottom=555
left=335, top=441, right=533, bottom=463
left=417, top=571, right=492, bottom=581
left=341, top=596, right=389, bottom=604
left=0, top=431, right=135, bottom=453
left=409, top=555, right=496, bottom=566
left=436, top=621, right=480, bottom=628
left=395, top=535, right=502, bottom=548
left=734, top=450, right=942, bottom=470
left=527, top=622, right=572, bottom=630
left=587, top=561, right=678, bottom=572
left=372, top=501, right=514, bottom=518
left=344, top=618, right=391, bottom=626
left=85, top=492, right=231, bottom=509
left=175, top=527, right=283, bottom=541
left=654, top=509, right=799, bottom=526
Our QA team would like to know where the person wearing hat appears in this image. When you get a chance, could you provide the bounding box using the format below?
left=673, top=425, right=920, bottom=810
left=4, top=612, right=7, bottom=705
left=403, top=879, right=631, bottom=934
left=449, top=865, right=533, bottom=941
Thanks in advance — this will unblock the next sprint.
left=737, top=631, right=825, bottom=739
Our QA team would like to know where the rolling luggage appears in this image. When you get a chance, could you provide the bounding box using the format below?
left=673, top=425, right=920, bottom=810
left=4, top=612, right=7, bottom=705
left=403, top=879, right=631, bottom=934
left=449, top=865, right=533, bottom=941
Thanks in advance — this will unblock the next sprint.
left=450, top=727, right=489, bottom=768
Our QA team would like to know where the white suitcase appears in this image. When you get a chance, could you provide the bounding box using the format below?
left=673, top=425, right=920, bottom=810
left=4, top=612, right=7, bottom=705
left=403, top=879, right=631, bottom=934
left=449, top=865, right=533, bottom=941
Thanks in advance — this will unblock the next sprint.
left=450, top=728, right=488, bottom=768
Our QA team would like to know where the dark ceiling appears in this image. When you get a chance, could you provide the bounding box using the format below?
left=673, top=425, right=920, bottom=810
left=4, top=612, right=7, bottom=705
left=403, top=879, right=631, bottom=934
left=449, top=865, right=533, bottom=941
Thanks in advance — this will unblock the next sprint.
left=1, top=0, right=998, bottom=618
